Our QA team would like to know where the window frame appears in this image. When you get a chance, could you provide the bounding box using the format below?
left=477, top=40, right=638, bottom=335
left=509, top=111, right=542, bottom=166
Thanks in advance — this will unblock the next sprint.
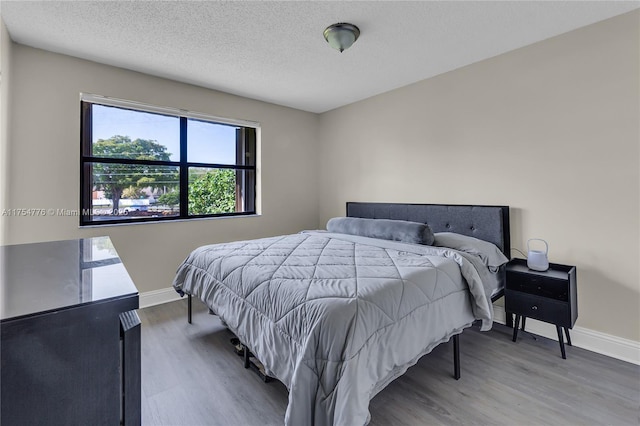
left=80, top=94, right=259, bottom=226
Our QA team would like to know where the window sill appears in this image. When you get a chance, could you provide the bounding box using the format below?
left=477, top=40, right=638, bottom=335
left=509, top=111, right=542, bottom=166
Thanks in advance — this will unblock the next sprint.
left=79, top=213, right=262, bottom=229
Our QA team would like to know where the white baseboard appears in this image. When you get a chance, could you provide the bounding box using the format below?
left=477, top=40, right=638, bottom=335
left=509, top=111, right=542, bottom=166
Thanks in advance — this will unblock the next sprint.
left=493, top=306, right=640, bottom=365
left=138, top=287, right=640, bottom=366
left=139, top=287, right=182, bottom=309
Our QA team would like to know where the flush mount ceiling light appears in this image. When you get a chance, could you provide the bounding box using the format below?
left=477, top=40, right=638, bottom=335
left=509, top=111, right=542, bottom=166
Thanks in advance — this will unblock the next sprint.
left=323, top=23, right=360, bottom=53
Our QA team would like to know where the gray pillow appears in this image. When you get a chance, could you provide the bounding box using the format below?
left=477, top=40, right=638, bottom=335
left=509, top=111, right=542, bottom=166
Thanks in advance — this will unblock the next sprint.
left=433, top=232, right=509, bottom=268
left=326, top=217, right=435, bottom=246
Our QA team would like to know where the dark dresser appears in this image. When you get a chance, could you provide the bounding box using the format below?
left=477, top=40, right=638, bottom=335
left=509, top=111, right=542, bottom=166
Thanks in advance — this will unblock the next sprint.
left=1, top=236, right=141, bottom=425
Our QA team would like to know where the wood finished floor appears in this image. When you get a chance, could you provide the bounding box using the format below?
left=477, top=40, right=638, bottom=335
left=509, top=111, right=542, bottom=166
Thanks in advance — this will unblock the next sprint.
left=140, top=299, right=639, bottom=426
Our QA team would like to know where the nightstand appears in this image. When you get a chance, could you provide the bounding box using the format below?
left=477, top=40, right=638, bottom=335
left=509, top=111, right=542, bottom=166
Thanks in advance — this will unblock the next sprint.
left=505, top=258, right=577, bottom=359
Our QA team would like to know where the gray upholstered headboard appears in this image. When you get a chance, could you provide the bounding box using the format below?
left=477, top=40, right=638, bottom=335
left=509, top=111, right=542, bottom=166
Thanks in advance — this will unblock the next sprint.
left=346, top=202, right=510, bottom=258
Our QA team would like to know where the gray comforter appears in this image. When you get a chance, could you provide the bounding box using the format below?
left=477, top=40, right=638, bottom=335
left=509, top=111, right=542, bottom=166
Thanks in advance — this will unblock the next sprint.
left=173, top=231, right=493, bottom=426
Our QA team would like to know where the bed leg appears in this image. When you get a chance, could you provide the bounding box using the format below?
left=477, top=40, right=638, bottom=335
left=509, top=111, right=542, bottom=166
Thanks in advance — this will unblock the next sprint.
left=453, top=334, right=460, bottom=380
left=243, top=345, right=250, bottom=368
left=187, top=294, right=192, bottom=324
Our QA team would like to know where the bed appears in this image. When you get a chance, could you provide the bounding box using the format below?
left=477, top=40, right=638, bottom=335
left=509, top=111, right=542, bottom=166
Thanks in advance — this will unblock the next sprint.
left=172, top=202, right=510, bottom=426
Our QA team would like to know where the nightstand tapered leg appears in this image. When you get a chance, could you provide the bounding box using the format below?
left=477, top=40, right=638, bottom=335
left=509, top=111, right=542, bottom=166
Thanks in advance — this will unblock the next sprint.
left=512, top=315, right=521, bottom=342
left=521, top=317, right=526, bottom=331
left=556, top=326, right=566, bottom=359
left=564, top=328, right=572, bottom=346
left=505, top=312, right=513, bottom=328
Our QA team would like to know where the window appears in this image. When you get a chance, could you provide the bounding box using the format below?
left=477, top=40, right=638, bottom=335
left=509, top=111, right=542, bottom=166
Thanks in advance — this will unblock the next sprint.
left=80, top=94, right=257, bottom=226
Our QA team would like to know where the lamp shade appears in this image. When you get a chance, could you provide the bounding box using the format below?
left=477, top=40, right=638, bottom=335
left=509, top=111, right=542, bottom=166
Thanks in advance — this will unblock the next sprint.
left=324, top=23, right=360, bottom=52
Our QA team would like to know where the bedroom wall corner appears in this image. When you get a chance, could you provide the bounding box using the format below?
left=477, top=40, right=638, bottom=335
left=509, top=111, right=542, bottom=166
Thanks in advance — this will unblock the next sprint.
left=0, top=17, right=14, bottom=246
left=317, top=10, right=640, bottom=346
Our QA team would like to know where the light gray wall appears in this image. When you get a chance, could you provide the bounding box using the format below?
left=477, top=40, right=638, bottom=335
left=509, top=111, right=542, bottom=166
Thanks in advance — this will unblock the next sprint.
left=3, top=44, right=320, bottom=293
left=1, top=18, right=13, bottom=239
left=317, top=11, right=640, bottom=342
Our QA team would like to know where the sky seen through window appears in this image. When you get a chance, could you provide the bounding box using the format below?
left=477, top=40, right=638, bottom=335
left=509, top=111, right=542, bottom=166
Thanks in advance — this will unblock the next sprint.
left=92, top=104, right=236, bottom=164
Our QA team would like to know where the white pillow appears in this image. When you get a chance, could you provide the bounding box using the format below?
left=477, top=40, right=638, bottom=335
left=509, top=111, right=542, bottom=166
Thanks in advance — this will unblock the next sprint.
left=433, top=232, right=508, bottom=268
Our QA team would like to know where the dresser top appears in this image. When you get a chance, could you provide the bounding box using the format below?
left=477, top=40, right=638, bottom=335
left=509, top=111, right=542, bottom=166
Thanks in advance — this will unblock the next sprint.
left=1, top=236, right=138, bottom=321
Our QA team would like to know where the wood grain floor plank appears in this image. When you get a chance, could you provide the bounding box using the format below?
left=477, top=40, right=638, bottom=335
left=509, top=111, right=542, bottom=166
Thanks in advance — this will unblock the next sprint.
left=139, top=299, right=639, bottom=426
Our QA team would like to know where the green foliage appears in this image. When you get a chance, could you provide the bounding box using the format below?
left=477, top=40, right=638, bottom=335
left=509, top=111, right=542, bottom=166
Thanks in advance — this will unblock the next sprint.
left=92, top=136, right=237, bottom=215
left=92, top=136, right=177, bottom=211
left=93, top=135, right=172, bottom=161
left=122, top=185, right=143, bottom=199
left=188, top=169, right=236, bottom=215
left=157, top=191, right=180, bottom=207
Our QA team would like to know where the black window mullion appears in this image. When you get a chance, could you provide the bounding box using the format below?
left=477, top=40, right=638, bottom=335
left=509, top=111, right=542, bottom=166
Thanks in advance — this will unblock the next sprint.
left=80, top=102, right=93, bottom=223
left=245, top=128, right=256, bottom=213
left=184, top=162, right=254, bottom=170
left=179, top=117, right=188, bottom=218
left=81, top=156, right=179, bottom=167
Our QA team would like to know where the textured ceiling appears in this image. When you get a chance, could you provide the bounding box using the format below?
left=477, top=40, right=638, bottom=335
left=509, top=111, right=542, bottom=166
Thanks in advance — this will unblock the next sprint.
left=1, top=1, right=638, bottom=113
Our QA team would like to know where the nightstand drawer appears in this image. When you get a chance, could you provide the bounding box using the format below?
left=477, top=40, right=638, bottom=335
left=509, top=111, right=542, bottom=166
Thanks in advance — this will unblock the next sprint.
left=506, top=272, right=568, bottom=301
left=505, top=290, right=571, bottom=327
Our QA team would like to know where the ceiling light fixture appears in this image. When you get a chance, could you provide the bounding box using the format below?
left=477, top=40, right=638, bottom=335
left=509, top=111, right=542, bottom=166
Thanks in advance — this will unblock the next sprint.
left=323, top=23, right=360, bottom=53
